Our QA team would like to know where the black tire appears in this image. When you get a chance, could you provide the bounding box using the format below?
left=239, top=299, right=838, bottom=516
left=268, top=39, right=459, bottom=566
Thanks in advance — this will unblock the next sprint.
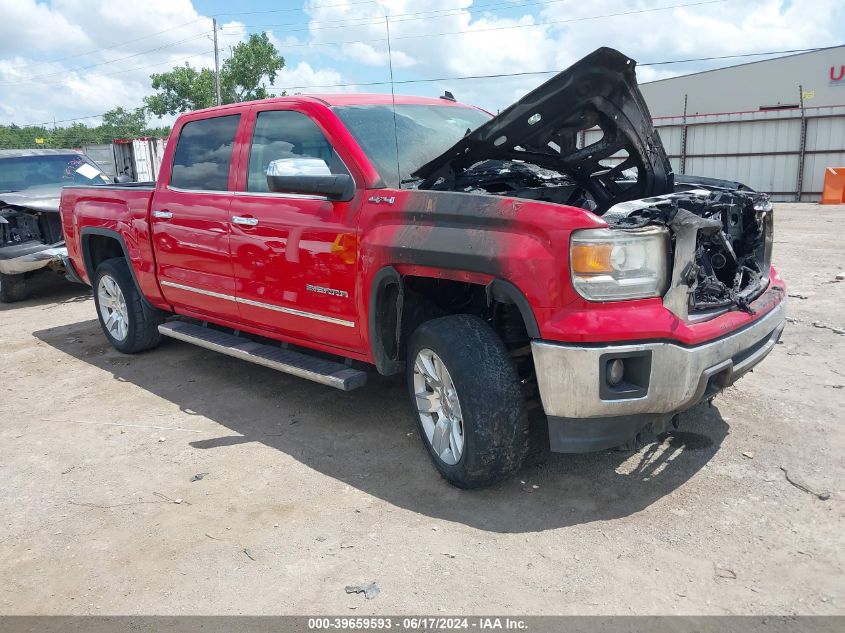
left=0, top=272, right=27, bottom=303
left=93, top=258, right=164, bottom=354
left=406, top=314, right=529, bottom=488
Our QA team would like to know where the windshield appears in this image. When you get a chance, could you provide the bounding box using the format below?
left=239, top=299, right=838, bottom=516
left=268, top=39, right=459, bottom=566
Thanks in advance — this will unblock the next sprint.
left=333, top=104, right=492, bottom=187
left=0, top=154, right=110, bottom=193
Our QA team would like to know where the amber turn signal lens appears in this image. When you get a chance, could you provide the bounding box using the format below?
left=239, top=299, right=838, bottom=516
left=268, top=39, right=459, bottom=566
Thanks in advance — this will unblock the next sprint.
left=571, top=243, right=613, bottom=274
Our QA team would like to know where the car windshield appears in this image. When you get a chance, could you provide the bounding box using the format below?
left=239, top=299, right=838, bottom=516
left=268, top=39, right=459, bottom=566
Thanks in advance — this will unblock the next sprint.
left=333, top=103, right=492, bottom=188
left=0, top=154, right=110, bottom=193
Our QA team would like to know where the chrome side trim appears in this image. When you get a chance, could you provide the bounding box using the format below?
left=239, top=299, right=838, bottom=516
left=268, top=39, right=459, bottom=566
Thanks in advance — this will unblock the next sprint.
left=232, top=191, right=328, bottom=201
left=160, top=280, right=355, bottom=328
left=161, top=280, right=232, bottom=301
left=166, top=186, right=236, bottom=195
left=236, top=295, right=355, bottom=327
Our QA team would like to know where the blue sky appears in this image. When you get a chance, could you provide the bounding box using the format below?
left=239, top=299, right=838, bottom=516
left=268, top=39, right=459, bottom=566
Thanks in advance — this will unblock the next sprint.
left=1, top=0, right=844, bottom=126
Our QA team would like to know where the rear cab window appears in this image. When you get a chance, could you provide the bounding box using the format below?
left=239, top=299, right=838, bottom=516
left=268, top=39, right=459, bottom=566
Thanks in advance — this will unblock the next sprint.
left=170, top=115, right=241, bottom=191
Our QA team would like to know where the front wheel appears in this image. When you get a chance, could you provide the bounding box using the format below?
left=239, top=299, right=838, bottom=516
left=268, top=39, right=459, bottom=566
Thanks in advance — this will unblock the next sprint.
left=406, top=314, right=529, bottom=488
left=93, top=258, right=164, bottom=354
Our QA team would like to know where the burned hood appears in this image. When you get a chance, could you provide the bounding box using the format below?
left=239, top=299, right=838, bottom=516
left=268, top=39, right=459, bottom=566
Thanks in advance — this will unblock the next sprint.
left=0, top=186, right=62, bottom=214
left=413, top=47, right=673, bottom=213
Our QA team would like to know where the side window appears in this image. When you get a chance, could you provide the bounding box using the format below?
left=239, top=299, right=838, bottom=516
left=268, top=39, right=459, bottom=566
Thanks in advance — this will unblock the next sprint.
left=247, top=110, right=349, bottom=193
left=170, top=115, right=240, bottom=191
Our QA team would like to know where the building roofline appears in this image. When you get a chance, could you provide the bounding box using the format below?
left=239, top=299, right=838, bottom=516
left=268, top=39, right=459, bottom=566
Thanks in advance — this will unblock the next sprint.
left=641, top=44, right=845, bottom=86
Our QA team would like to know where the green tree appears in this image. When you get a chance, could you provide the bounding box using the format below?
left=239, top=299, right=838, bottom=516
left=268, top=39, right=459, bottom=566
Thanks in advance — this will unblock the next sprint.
left=143, top=64, right=217, bottom=117
left=0, top=114, right=170, bottom=151
left=143, top=33, right=285, bottom=117
left=101, top=107, right=148, bottom=139
left=221, top=32, right=284, bottom=102
left=49, top=122, right=101, bottom=147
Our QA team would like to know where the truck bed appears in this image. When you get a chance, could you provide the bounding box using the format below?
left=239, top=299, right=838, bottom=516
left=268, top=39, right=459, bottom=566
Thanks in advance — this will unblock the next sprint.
left=60, top=183, right=158, bottom=299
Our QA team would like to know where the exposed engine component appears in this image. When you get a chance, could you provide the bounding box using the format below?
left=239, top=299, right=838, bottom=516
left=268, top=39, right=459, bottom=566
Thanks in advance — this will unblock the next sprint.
left=410, top=46, right=773, bottom=317
left=604, top=185, right=773, bottom=314
left=428, top=159, right=596, bottom=209
left=1, top=205, right=62, bottom=248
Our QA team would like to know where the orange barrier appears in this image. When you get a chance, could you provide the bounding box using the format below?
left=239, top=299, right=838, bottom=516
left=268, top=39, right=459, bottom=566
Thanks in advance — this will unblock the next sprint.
left=821, top=167, right=845, bottom=204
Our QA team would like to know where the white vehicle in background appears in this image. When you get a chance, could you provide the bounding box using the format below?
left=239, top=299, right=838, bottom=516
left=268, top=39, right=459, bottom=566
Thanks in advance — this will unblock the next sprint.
left=0, top=149, right=110, bottom=302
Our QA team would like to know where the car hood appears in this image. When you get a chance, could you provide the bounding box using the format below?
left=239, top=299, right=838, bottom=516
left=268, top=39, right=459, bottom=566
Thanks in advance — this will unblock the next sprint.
left=413, top=47, right=674, bottom=213
left=0, top=186, right=62, bottom=213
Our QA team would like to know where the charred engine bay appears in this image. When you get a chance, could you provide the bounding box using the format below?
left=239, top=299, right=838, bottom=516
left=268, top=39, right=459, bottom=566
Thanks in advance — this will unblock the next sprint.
left=606, top=186, right=774, bottom=313
left=425, top=160, right=773, bottom=314
left=430, top=159, right=598, bottom=209
left=413, top=46, right=772, bottom=315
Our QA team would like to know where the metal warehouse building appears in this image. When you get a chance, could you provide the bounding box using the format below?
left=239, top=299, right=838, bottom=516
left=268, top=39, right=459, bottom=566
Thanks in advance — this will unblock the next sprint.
left=632, top=45, right=845, bottom=201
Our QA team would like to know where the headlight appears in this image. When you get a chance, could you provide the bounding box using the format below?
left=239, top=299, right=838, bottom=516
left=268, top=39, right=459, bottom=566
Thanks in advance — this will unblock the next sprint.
left=570, top=227, right=669, bottom=301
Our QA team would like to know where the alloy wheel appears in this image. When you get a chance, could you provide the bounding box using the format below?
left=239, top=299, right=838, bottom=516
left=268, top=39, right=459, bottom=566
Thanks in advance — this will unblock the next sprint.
left=412, top=348, right=465, bottom=465
left=97, top=274, right=129, bottom=341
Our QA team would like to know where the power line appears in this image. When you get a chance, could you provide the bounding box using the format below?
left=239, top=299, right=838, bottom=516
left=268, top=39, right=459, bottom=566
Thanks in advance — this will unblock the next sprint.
left=3, top=18, right=209, bottom=71
left=264, top=47, right=826, bottom=91
left=214, top=0, right=379, bottom=17
left=0, top=0, right=567, bottom=81
left=221, top=0, right=727, bottom=38
left=8, top=113, right=107, bottom=128
left=0, top=32, right=212, bottom=86
left=218, top=0, right=571, bottom=33
left=0, top=0, right=377, bottom=75
left=2, top=51, right=218, bottom=126
left=35, top=51, right=219, bottom=86
left=1, top=0, right=726, bottom=86
left=5, top=45, right=824, bottom=127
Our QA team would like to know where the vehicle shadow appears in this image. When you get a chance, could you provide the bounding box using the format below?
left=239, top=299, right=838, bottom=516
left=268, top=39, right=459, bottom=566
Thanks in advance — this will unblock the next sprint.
left=33, top=318, right=729, bottom=533
left=0, top=271, right=91, bottom=312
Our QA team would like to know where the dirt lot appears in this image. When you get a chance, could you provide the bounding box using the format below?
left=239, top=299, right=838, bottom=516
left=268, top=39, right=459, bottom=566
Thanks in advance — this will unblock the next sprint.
left=0, top=203, right=842, bottom=615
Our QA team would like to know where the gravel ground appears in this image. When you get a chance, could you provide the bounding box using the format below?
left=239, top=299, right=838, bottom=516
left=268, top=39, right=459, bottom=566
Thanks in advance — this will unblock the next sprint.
left=0, top=202, right=842, bottom=615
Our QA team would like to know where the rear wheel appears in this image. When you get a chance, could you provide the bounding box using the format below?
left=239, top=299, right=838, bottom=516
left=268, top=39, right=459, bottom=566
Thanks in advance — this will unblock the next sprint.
left=93, top=258, right=164, bottom=353
left=0, top=272, right=27, bottom=303
left=406, top=314, right=529, bottom=488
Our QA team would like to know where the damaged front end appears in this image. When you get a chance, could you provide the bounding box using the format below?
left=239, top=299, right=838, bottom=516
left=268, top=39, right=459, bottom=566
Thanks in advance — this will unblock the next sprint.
left=0, top=190, right=66, bottom=276
left=413, top=46, right=775, bottom=317
left=604, top=180, right=774, bottom=319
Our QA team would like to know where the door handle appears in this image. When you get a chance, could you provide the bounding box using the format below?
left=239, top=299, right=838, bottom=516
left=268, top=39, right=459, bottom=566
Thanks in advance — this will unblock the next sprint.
left=232, top=216, right=259, bottom=227
left=152, top=210, right=173, bottom=219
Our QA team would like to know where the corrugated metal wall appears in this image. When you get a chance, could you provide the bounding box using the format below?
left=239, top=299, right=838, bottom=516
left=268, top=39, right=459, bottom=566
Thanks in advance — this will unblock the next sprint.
left=82, top=138, right=167, bottom=182
left=583, top=104, right=845, bottom=201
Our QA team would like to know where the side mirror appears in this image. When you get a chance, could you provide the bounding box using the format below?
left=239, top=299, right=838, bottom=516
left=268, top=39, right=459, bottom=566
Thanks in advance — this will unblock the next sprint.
left=266, top=157, right=354, bottom=201
left=114, top=174, right=131, bottom=184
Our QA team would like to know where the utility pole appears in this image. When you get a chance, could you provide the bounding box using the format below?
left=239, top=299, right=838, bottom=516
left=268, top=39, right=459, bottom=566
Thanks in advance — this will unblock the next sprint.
left=212, top=18, right=222, bottom=106
left=679, top=93, right=688, bottom=175
left=796, top=84, right=807, bottom=202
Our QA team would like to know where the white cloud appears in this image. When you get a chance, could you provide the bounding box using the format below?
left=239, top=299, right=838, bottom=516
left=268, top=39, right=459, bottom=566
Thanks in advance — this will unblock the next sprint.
left=339, top=42, right=415, bottom=68
left=538, top=0, right=845, bottom=70
left=0, top=0, right=346, bottom=124
left=0, top=0, right=842, bottom=124
left=274, top=61, right=349, bottom=94
left=0, top=0, right=90, bottom=54
left=301, top=0, right=845, bottom=111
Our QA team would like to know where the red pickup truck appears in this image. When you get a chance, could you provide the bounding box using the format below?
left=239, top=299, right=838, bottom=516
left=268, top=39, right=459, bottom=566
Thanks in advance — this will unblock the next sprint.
left=61, top=48, right=785, bottom=488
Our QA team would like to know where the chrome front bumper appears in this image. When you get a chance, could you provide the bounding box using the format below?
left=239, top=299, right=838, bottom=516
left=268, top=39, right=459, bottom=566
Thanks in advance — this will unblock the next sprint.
left=531, top=299, right=786, bottom=420
left=0, top=242, right=67, bottom=275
